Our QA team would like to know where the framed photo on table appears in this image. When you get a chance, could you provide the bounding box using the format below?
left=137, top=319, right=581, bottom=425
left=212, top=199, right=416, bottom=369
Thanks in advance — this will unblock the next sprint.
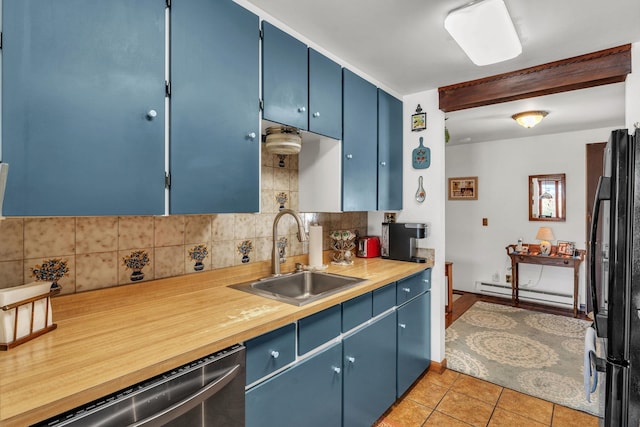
left=557, top=240, right=575, bottom=256
left=448, top=176, right=478, bottom=200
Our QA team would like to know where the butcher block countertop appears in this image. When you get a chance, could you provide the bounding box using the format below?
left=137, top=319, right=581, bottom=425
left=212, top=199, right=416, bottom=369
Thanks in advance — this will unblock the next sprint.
left=0, top=255, right=432, bottom=426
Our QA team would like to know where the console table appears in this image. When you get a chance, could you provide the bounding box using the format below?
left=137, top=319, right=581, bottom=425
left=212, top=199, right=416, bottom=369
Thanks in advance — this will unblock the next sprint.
left=505, top=244, right=585, bottom=317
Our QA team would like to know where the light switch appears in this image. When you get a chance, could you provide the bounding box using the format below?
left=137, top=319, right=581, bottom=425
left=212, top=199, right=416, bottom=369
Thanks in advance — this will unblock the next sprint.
left=482, top=218, right=488, bottom=226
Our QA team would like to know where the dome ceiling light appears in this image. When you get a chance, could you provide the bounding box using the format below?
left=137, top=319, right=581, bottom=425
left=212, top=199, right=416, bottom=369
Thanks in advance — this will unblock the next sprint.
left=512, top=110, right=549, bottom=128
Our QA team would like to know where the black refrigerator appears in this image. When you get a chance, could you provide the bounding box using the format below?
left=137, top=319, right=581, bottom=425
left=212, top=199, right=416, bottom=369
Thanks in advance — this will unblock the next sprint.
left=588, top=128, right=640, bottom=426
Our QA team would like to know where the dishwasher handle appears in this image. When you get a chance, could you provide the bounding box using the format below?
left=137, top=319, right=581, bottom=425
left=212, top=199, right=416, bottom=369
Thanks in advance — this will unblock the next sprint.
left=129, top=363, right=241, bottom=427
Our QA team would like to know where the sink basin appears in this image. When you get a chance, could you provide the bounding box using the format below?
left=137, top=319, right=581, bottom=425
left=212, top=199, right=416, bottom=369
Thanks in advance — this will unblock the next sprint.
left=229, top=271, right=365, bottom=306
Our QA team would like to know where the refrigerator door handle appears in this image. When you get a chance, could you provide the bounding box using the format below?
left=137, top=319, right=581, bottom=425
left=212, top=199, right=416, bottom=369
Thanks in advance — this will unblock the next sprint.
left=589, top=175, right=610, bottom=332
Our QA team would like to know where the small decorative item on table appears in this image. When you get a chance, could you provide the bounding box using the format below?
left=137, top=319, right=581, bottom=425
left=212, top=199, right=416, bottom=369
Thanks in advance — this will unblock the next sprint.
left=330, top=230, right=356, bottom=265
left=557, top=240, right=576, bottom=257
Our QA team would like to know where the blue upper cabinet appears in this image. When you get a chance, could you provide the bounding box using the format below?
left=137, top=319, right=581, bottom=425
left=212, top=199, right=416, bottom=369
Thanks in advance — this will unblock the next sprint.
left=308, top=49, right=342, bottom=140
left=342, top=69, right=378, bottom=212
left=262, top=21, right=308, bottom=131
left=2, top=0, right=165, bottom=216
left=170, top=0, right=259, bottom=214
left=378, top=89, right=403, bottom=211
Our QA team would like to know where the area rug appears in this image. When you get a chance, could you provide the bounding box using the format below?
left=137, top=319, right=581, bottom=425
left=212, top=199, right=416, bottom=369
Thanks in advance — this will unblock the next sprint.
left=445, top=301, right=603, bottom=416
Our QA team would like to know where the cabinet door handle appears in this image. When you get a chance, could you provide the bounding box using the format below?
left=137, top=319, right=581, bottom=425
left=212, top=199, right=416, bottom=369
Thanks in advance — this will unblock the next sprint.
left=380, top=161, right=386, bottom=166
left=346, top=154, right=353, bottom=160
left=346, top=356, right=355, bottom=363
left=270, top=350, right=279, bottom=359
left=248, top=132, right=257, bottom=140
left=423, top=279, right=429, bottom=283
left=312, top=112, right=320, bottom=118
left=399, top=323, right=407, bottom=329
left=298, top=106, right=306, bottom=113
left=402, top=287, right=411, bottom=293
left=332, top=366, right=341, bottom=374
left=146, top=109, right=158, bottom=121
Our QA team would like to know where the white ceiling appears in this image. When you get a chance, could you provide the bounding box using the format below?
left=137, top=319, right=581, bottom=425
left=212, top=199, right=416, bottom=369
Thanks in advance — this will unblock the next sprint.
left=243, top=0, right=640, bottom=143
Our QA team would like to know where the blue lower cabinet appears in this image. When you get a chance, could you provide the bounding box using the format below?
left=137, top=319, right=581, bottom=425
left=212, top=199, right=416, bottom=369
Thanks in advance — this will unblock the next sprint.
left=298, top=305, right=341, bottom=355
left=246, top=342, right=343, bottom=427
left=343, top=312, right=397, bottom=427
left=397, top=291, right=431, bottom=397
left=245, top=323, right=295, bottom=385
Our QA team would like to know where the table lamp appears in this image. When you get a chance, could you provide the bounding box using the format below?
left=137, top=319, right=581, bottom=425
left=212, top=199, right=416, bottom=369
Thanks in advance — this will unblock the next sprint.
left=536, top=227, right=555, bottom=255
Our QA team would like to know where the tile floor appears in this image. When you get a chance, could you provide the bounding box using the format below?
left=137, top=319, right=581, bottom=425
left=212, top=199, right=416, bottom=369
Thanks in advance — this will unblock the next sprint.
left=376, top=369, right=600, bottom=426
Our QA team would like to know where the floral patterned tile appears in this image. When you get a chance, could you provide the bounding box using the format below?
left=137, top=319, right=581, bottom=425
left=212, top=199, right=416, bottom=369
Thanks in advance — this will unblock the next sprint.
left=275, top=192, right=289, bottom=211
left=0, top=218, right=23, bottom=261
left=154, top=216, right=185, bottom=247
left=76, top=217, right=118, bottom=254
left=0, top=261, right=24, bottom=288
left=155, top=246, right=185, bottom=279
left=185, top=243, right=211, bottom=273
left=24, top=218, right=75, bottom=259
left=24, top=256, right=76, bottom=295
left=235, top=239, right=254, bottom=265
left=212, top=214, right=235, bottom=242
left=185, top=215, right=212, bottom=245
left=118, top=248, right=153, bottom=285
left=75, top=252, right=118, bottom=292
left=118, top=216, right=154, bottom=251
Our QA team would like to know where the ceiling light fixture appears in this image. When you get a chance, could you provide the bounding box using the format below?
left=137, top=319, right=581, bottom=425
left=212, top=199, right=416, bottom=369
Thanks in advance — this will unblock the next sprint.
left=444, top=0, right=522, bottom=66
left=512, top=110, right=549, bottom=128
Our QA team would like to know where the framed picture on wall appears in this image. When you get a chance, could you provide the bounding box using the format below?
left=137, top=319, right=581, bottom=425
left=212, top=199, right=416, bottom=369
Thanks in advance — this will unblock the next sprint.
left=411, top=104, right=426, bottom=132
left=448, top=176, right=478, bottom=200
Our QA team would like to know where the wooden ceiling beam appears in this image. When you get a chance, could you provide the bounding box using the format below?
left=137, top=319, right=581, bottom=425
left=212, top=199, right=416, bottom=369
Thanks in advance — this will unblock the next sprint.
left=438, top=44, right=632, bottom=112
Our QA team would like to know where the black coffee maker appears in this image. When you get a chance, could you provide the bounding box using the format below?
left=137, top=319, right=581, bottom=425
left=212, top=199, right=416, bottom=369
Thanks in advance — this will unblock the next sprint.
left=381, top=222, right=427, bottom=263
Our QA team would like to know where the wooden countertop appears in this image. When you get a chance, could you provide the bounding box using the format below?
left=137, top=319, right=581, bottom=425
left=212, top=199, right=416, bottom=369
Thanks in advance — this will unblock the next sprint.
left=0, top=255, right=432, bottom=426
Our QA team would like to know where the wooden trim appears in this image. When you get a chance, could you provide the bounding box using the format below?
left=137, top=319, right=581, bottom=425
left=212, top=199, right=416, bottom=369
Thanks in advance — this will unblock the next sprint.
left=429, top=358, right=447, bottom=374
left=439, top=44, right=632, bottom=112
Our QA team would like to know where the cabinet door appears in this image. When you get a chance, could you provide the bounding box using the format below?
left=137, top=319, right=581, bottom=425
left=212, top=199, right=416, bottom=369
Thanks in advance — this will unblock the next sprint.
left=170, top=0, right=259, bottom=214
left=378, top=89, right=403, bottom=210
left=308, top=49, right=342, bottom=139
left=2, top=0, right=165, bottom=216
left=246, top=342, right=342, bottom=427
left=397, top=291, right=431, bottom=397
left=343, top=312, right=397, bottom=427
left=262, top=21, right=308, bottom=130
left=342, top=69, right=378, bottom=211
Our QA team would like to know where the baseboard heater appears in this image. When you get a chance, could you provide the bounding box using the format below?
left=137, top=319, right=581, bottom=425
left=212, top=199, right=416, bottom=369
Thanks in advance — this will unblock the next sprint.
left=477, top=281, right=573, bottom=307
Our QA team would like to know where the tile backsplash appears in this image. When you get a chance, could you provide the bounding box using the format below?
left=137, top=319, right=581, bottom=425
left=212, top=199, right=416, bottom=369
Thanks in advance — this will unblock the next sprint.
left=0, top=149, right=367, bottom=294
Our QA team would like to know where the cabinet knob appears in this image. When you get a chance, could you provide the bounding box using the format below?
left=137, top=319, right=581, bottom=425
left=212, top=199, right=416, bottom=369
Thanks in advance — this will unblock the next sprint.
left=248, top=132, right=257, bottom=139
left=332, top=366, right=341, bottom=374
left=313, top=112, right=320, bottom=118
left=270, top=350, right=279, bottom=359
left=298, top=106, right=306, bottom=113
left=399, top=323, right=407, bottom=329
left=146, top=109, right=157, bottom=121
left=380, top=161, right=386, bottom=166
left=402, top=287, right=411, bottom=293
left=346, top=356, right=355, bottom=363
left=423, top=279, right=429, bottom=283
left=346, top=154, right=353, bottom=160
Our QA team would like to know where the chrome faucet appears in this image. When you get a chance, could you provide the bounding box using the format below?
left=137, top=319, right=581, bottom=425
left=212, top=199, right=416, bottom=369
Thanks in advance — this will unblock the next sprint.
left=272, top=209, right=308, bottom=276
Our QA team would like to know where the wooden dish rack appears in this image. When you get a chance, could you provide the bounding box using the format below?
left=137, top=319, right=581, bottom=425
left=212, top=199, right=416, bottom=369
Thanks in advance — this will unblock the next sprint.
left=0, top=287, right=60, bottom=350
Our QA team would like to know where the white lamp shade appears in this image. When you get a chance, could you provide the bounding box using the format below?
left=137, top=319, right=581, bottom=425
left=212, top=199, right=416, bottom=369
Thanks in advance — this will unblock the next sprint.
left=444, top=0, right=522, bottom=66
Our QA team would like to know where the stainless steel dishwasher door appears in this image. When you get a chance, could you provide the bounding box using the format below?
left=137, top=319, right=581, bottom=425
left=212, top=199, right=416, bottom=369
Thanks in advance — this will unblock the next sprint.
left=35, top=344, right=246, bottom=427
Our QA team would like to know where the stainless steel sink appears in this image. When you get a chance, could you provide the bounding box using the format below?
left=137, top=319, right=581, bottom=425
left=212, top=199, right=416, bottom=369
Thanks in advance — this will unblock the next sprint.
left=229, top=271, right=365, bottom=306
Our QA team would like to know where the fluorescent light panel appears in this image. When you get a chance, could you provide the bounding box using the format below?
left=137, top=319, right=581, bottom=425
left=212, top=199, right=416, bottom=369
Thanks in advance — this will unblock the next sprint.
left=445, top=0, right=522, bottom=66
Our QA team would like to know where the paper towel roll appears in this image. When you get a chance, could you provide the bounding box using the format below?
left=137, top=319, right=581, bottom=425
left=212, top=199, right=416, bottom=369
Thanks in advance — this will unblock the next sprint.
left=309, top=225, right=323, bottom=268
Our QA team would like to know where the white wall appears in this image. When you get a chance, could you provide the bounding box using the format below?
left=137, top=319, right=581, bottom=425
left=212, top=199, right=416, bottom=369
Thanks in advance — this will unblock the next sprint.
left=445, top=127, right=620, bottom=308
left=369, top=89, right=446, bottom=364
left=626, top=42, right=640, bottom=131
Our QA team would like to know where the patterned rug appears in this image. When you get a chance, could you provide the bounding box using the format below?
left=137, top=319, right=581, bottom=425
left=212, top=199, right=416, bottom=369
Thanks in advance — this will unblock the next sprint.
left=446, top=301, right=602, bottom=416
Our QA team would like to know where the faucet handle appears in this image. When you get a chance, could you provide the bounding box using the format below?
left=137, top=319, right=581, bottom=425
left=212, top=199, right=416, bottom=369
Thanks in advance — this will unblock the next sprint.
left=295, top=263, right=304, bottom=272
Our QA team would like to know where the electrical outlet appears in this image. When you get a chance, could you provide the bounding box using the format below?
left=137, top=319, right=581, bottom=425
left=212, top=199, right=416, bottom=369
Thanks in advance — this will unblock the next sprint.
left=482, top=217, right=488, bottom=226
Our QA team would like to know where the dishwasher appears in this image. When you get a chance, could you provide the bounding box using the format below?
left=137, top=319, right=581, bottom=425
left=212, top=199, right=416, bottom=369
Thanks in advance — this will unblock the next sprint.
left=34, top=344, right=245, bottom=427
